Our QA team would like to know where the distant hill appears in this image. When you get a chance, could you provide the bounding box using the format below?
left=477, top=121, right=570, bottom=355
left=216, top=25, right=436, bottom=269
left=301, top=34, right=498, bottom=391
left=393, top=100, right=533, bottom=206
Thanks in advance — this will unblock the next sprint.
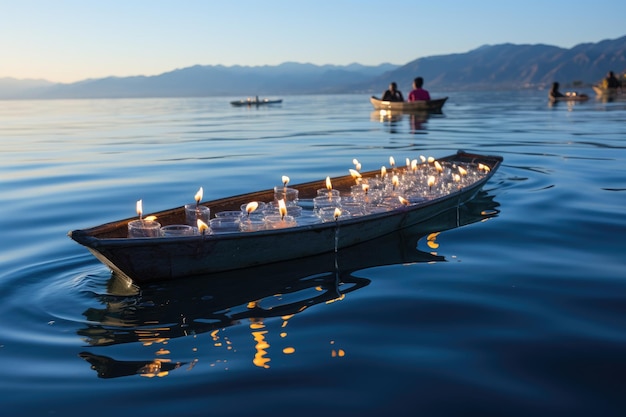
left=367, top=35, right=626, bottom=92
left=1, top=35, right=625, bottom=99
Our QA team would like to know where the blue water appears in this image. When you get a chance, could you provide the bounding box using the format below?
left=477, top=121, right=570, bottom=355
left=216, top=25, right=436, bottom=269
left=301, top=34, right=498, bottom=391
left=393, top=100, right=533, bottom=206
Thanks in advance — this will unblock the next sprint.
left=1, top=91, right=625, bottom=416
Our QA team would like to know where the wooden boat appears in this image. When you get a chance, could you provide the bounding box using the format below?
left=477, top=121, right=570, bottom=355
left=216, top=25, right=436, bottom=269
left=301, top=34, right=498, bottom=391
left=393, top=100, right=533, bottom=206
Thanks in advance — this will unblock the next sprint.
left=230, top=97, right=283, bottom=107
left=549, top=92, right=589, bottom=102
left=592, top=85, right=624, bottom=98
left=370, top=96, right=448, bottom=112
left=77, top=189, right=500, bottom=349
left=68, top=150, right=502, bottom=284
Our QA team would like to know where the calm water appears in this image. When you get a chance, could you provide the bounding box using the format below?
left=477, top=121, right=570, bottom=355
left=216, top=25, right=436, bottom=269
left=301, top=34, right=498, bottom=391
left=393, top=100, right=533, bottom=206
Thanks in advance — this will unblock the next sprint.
left=1, top=91, right=625, bottom=416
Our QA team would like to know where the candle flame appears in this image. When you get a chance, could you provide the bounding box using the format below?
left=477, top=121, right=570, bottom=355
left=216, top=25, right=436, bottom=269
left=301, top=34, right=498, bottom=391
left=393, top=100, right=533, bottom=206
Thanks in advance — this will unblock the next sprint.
left=349, top=169, right=361, bottom=180
left=197, top=219, right=209, bottom=234
left=144, top=215, right=157, bottom=221
left=389, top=156, right=395, bottom=167
left=381, top=166, right=387, bottom=178
left=136, top=200, right=143, bottom=219
left=428, top=175, right=436, bottom=188
left=194, top=187, right=203, bottom=203
left=325, top=176, right=332, bottom=191
left=405, top=157, right=411, bottom=168
left=282, top=176, right=290, bottom=186
left=392, top=175, right=399, bottom=189
left=278, top=199, right=287, bottom=219
left=453, top=174, right=461, bottom=182
left=352, top=158, right=361, bottom=171
left=478, top=163, right=491, bottom=172
left=434, top=161, right=443, bottom=173
left=427, top=156, right=435, bottom=163
left=398, top=196, right=410, bottom=206
left=458, top=166, right=468, bottom=176
left=362, top=183, right=370, bottom=194
left=334, top=208, right=342, bottom=220
left=420, top=155, right=426, bottom=163
left=246, top=201, right=259, bottom=214
left=411, top=159, right=418, bottom=172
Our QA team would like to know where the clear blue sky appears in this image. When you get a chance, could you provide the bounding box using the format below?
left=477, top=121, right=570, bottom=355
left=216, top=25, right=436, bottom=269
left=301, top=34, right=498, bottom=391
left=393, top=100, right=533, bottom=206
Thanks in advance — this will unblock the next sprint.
left=2, top=0, right=624, bottom=83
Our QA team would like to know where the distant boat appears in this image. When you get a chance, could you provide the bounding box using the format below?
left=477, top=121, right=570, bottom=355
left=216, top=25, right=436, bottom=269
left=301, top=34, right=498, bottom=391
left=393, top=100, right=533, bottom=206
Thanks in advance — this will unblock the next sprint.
left=370, top=96, right=448, bottom=112
left=592, top=85, right=624, bottom=98
left=230, top=96, right=283, bottom=107
left=549, top=92, right=589, bottom=102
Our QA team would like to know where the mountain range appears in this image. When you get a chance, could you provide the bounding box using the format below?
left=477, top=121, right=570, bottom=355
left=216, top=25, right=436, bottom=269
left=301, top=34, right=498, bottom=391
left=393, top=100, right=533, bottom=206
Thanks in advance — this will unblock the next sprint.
left=2, top=35, right=625, bottom=99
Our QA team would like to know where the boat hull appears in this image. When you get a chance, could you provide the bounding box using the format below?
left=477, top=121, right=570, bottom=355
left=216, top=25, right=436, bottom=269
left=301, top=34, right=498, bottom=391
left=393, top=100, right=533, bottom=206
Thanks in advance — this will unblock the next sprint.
left=370, top=96, right=447, bottom=112
left=230, top=99, right=283, bottom=107
left=69, top=151, right=502, bottom=283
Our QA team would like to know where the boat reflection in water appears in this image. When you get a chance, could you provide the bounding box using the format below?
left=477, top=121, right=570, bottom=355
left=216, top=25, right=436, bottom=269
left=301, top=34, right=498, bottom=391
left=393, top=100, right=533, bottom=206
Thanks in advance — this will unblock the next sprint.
left=370, top=109, right=443, bottom=133
left=79, top=190, right=499, bottom=379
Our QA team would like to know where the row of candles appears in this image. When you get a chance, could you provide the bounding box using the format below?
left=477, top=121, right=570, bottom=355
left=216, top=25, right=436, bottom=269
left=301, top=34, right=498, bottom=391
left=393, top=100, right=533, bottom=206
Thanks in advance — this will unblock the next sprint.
left=127, top=155, right=491, bottom=238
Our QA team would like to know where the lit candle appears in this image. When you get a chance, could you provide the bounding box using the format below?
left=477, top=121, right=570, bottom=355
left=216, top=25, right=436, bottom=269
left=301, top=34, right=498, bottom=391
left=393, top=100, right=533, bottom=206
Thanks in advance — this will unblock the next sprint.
left=411, top=159, right=418, bottom=173
left=362, top=183, right=370, bottom=195
left=381, top=166, right=387, bottom=180
left=458, top=166, right=468, bottom=176
left=245, top=201, right=259, bottom=218
left=392, top=175, right=399, bottom=191
left=278, top=199, right=287, bottom=220
left=428, top=156, right=435, bottom=164
left=389, top=156, right=395, bottom=171
left=352, top=158, right=361, bottom=172
left=398, top=196, right=410, bottom=206
left=434, top=161, right=443, bottom=174
left=428, top=175, right=435, bottom=191
left=197, top=219, right=209, bottom=235
left=325, top=176, right=333, bottom=199
left=334, top=207, right=342, bottom=221
left=420, top=155, right=426, bottom=163
left=349, top=169, right=361, bottom=185
left=281, top=175, right=290, bottom=200
left=128, top=200, right=161, bottom=238
left=194, top=187, right=203, bottom=208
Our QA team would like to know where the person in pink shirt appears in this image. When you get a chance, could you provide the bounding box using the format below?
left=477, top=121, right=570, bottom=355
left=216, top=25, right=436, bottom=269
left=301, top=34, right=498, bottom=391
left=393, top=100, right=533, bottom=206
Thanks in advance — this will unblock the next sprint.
left=407, top=77, right=431, bottom=101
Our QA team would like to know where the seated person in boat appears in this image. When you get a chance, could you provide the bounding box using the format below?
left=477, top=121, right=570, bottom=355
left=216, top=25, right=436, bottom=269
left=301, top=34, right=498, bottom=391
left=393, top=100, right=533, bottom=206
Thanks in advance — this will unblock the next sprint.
left=407, top=77, right=431, bottom=102
left=381, top=82, right=404, bottom=102
left=603, top=71, right=622, bottom=89
left=549, top=82, right=564, bottom=99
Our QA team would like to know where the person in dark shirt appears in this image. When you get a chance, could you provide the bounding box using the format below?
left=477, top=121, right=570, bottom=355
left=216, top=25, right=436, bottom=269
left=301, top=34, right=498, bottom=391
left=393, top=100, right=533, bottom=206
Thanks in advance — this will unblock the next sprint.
left=605, top=71, right=621, bottom=89
left=549, top=82, right=564, bottom=99
left=381, top=82, right=404, bottom=102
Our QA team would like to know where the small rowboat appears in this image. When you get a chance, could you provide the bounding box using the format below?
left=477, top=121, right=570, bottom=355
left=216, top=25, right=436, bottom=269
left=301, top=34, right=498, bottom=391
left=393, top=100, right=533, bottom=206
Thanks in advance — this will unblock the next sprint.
left=370, top=96, right=448, bottom=112
left=68, top=150, right=502, bottom=284
left=230, top=97, right=283, bottom=107
left=549, top=92, right=589, bottom=102
left=592, top=85, right=624, bottom=98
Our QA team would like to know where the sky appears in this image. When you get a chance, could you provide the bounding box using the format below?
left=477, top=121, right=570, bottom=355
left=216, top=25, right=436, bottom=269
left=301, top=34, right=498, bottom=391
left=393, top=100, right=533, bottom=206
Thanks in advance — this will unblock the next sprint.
left=2, top=0, right=625, bottom=84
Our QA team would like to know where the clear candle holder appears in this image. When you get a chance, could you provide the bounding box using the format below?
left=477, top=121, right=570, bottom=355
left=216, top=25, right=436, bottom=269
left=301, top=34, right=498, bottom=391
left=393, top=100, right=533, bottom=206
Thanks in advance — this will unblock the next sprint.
left=128, top=219, right=162, bottom=238
left=161, top=224, right=194, bottom=237
left=210, top=217, right=240, bottom=234
left=185, top=204, right=210, bottom=227
left=273, top=186, right=299, bottom=206
left=316, top=189, right=341, bottom=198
left=239, top=218, right=267, bottom=232
left=264, top=214, right=297, bottom=229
